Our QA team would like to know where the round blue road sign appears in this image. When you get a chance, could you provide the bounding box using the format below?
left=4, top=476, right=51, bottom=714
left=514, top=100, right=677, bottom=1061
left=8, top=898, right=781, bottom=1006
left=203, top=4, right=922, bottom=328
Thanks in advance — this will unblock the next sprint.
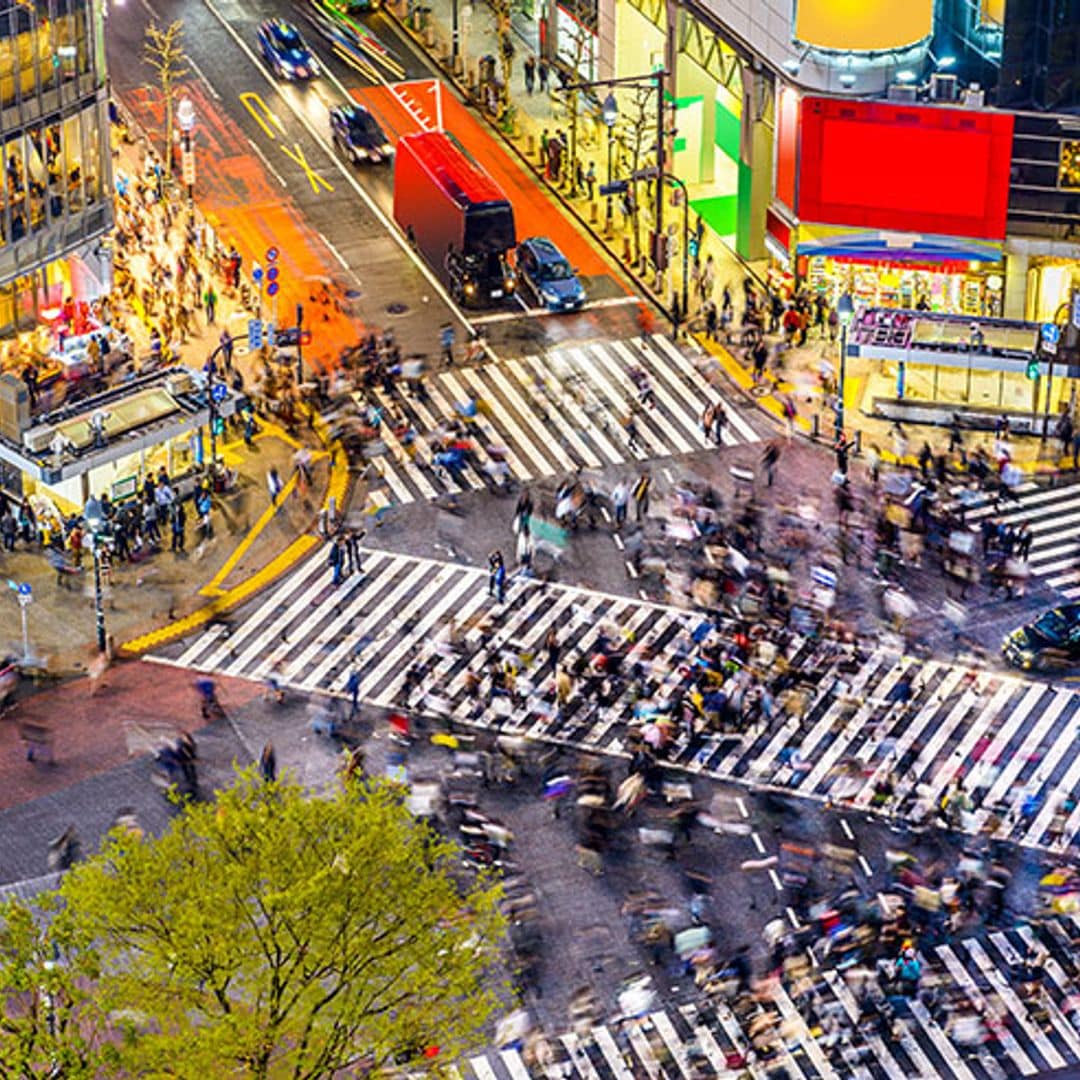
left=267, top=281, right=280, bottom=297
left=266, top=247, right=279, bottom=263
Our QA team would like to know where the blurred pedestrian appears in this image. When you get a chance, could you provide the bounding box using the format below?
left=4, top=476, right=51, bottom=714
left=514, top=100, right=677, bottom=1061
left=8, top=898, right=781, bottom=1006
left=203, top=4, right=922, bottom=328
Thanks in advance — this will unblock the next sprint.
left=524, top=55, right=536, bottom=93
left=761, top=441, right=780, bottom=487
left=267, top=466, right=284, bottom=505
left=259, top=741, right=277, bottom=783
left=633, top=470, right=651, bottom=521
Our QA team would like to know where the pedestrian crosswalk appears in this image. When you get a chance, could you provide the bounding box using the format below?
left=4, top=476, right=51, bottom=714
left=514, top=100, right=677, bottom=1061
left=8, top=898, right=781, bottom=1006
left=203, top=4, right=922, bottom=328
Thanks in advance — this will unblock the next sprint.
left=166, top=547, right=1080, bottom=853
left=454, top=922, right=1080, bottom=1078
left=349, top=336, right=759, bottom=506
left=965, top=478, right=1080, bottom=598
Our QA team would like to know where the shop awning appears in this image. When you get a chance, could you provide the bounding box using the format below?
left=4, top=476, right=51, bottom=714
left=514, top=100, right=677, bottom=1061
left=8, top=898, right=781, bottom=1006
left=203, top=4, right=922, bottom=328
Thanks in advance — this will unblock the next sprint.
left=796, top=228, right=1003, bottom=264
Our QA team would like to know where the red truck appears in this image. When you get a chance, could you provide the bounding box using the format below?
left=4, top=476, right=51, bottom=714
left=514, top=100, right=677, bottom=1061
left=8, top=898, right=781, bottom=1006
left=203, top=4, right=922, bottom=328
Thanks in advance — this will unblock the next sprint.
left=393, top=130, right=516, bottom=306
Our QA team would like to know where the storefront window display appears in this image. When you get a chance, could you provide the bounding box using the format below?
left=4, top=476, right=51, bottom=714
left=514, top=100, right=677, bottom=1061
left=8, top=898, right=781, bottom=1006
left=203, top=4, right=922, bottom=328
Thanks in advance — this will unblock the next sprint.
left=801, top=256, right=1004, bottom=317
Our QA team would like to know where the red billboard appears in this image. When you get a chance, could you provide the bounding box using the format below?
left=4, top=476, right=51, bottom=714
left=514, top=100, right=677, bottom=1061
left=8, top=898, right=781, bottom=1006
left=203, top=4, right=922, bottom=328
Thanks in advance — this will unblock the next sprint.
left=796, top=97, right=1014, bottom=240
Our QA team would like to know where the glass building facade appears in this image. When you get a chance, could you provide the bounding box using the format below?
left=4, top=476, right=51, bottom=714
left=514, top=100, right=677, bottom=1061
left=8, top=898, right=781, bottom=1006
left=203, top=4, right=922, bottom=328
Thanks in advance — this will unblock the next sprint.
left=0, top=0, right=112, bottom=332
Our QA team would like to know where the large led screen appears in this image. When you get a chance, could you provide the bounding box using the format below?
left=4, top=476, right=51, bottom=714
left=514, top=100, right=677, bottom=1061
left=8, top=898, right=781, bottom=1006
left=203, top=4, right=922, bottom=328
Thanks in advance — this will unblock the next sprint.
left=794, top=0, right=932, bottom=52
left=797, top=97, right=1014, bottom=240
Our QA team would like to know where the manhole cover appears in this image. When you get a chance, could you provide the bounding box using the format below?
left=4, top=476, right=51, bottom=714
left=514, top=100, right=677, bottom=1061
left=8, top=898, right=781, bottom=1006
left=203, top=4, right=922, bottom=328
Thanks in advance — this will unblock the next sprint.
left=386, top=302, right=408, bottom=315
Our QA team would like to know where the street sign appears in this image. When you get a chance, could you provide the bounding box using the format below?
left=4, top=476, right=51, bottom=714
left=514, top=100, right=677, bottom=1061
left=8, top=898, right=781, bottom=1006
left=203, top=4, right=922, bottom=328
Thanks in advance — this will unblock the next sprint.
left=16, top=582, right=32, bottom=607
left=267, top=266, right=279, bottom=282
left=266, top=323, right=276, bottom=348
left=1042, top=322, right=1060, bottom=345
left=266, top=246, right=279, bottom=263
left=181, top=149, right=196, bottom=187
left=1073, top=291, right=1080, bottom=330
left=267, top=281, right=280, bottom=298
left=599, top=180, right=628, bottom=196
left=632, top=166, right=659, bottom=181
left=211, top=382, right=228, bottom=403
left=248, top=318, right=264, bottom=349
left=252, top=265, right=264, bottom=283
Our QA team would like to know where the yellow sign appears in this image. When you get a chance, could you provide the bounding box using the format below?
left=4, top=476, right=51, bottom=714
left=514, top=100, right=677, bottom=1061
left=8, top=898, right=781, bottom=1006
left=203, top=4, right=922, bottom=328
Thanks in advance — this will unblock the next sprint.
left=794, top=0, right=933, bottom=52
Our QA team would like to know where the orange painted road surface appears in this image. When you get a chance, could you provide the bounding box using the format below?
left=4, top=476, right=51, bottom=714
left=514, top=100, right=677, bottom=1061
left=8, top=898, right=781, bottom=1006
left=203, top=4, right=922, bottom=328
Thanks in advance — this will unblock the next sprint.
left=123, top=82, right=362, bottom=370
left=352, top=80, right=626, bottom=289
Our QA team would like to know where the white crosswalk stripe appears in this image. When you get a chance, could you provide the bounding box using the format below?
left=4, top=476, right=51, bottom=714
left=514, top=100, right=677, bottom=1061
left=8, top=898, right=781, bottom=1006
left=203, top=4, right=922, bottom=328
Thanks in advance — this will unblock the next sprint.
left=451, top=921, right=1080, bottom=1078
left=163, top=549, right=1080, bottom=854
left=355, top=336, right=759, bottom=506
left=965, top=479, right=1080, bottom=596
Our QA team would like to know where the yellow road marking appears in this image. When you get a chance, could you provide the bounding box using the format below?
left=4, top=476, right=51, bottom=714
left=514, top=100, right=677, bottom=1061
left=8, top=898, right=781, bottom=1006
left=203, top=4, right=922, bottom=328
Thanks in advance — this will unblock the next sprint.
left=240, top=91, right=287, bottom=139
left=199, top=472, right=300, bottom=597
left=281, top=141, right=334, bottom=194
left=123, top=535, right=320, bottom=654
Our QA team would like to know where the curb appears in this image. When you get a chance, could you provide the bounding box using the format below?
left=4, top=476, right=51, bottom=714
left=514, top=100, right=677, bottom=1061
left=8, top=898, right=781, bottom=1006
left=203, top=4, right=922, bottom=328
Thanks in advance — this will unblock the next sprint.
left=121, top=533, right=321, bottom=654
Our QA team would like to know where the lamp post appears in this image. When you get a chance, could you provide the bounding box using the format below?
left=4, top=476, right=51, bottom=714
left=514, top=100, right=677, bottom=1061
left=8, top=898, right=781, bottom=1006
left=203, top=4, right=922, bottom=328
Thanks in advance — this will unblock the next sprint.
left=666, top=173, right=689, bottom=322
left=602, top=93, right=617, bottom=234
left=176, top=96, right=196, bottom=204
left=835, top=292, right=855, bottom=441
left=83, top=498, right=109, bottom=655
left=560, top=68, right=667, bottom=267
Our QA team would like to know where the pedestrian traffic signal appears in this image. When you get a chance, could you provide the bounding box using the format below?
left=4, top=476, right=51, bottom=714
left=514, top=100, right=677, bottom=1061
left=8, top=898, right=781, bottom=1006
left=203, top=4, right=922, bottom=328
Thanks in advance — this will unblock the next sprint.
left=688, top=235, right=699, bottom=260
left=1026, top=359, right=1040, bottom=380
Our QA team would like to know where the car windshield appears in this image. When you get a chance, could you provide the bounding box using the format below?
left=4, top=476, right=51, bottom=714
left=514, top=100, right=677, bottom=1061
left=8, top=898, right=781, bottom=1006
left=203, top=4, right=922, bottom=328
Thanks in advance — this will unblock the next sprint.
left=1033, top=610, right=1068, bottom=639
left=537, top=258, right=573, bottom=281
left=349, top=113, right=380, bottom=137
left=275, top=26, right=300, bottom=46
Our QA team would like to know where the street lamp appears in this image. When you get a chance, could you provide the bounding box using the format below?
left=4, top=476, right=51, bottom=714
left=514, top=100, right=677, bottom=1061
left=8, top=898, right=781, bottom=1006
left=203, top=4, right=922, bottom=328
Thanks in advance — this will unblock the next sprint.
left=835, top=292, right=855, bottom=440
left=83, top=497, right=110, bottom=655
left=560, top=69, right=668, bottom=268
left=176, top=96, right=196, bottom=203
left=602, top=93, right=617, bottom=234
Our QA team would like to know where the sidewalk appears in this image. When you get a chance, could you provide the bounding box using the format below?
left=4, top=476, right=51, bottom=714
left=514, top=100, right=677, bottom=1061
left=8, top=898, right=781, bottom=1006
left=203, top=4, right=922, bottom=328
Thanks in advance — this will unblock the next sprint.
left=0, top=113, right=349, bottom=673
left=388, top=8, right=1079, bottom=475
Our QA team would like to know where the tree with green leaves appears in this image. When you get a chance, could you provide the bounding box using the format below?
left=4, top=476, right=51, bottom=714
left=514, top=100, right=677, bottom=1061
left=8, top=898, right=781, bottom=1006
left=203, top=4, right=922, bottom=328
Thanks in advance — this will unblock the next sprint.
left=0, top=895, right=118, bottom=1077
left=143, top=20, right=188, bottom=178
left=0, top=772, right=508, bottom=1078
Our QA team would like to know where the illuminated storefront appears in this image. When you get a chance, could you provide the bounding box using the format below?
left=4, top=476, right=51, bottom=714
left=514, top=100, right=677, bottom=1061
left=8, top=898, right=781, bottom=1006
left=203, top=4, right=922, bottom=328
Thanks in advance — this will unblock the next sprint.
left=770, top=93, right=1014, bottom=316
left=0, top=0, right=113, bottom=336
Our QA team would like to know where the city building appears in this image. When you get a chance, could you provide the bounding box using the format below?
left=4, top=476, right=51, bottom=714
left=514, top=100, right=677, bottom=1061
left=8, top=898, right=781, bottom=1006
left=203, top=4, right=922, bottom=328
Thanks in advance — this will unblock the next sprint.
left=0, top=0, right=114, bottom=338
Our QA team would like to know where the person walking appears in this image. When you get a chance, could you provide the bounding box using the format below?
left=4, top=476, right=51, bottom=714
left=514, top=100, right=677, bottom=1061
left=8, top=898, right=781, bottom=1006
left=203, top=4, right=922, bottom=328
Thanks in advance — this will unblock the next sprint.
left=219, top=328, right=234, bottom=371
left=267, top=466, right=284, bottom=506
left=328, top=536, right=344, bottom=586
left=345, top=665, right=361, bottom=718
left=524, top=55, right=536, bottom=93
left=488, top=548, right=506, bottom=601
left=584, top=161, right=596, bottom=201
left=611, top=479, right=628, bottom=528
left=633, top=470, right=651, bottom=522
left=203, top=283, right=217, bottom=324
left=170, top=499, right=186, bottom=553
left=761, top=441, right=780, bottom=487
left=259, top=742, right=277, bottom=783
left=538, top=57, right=549, bottom=93
left=346, top=528, right=364, bottom=574
left=711, top=401, right=727, bottom=445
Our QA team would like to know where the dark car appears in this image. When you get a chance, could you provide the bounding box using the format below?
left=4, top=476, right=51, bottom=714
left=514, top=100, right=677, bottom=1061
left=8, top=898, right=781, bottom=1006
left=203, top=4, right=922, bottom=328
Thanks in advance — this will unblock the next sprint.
left=1002, top=603, right=1080, bottom=670
left=330, top=104, right=393, bottom=165
left=257, top=20, right=319, bottom=79
left=515, top=236, right=585, bottom=312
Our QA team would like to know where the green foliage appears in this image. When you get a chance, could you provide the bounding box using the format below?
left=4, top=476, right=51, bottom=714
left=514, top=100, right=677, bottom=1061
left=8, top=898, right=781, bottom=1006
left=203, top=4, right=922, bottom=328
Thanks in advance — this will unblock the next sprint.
left=1, top=771, right=508, bottom=1079
left=0, top=894, right=118, bottom=1077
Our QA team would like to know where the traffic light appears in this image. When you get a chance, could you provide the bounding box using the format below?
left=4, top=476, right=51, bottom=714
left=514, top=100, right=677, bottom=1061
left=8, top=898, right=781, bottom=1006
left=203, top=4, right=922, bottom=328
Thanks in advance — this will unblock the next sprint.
left=1026, top=359, right=1040, bottom=380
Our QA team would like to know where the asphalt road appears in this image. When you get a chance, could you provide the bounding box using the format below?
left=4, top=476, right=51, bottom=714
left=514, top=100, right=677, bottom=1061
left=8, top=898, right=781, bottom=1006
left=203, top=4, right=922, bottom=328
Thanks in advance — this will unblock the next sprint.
left=107, top=0, right=648, bottom=360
